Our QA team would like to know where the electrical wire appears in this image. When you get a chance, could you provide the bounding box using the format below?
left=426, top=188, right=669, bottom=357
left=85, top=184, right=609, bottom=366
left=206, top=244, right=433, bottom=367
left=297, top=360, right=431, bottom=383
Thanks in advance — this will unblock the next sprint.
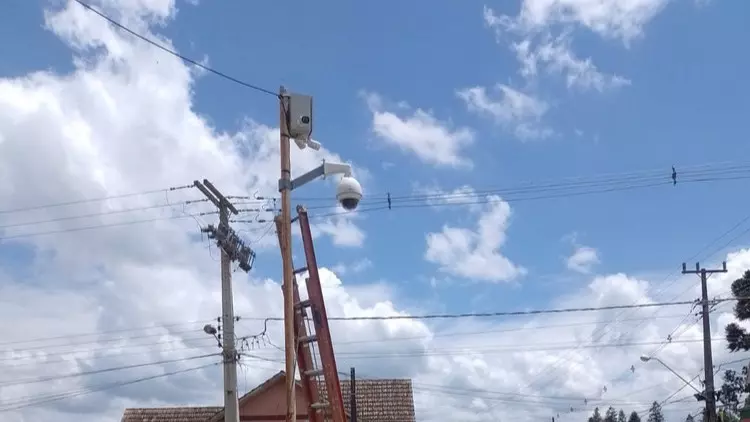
left=71, top=0, right=278, bottom=98
left=0, top=361, right=218, bottom=412
left=239, top=298, right=744, bottom=322
left=0, top=199, right=207, bottom=230
left=0, top=318, right=216, bottom=347
left=0, top=211, right=218, bottom=241
left=0, top=184, right=194, bottom=215
left=510, top=208, right=750, bottom=402
left=0, top=352, right=218, bottom=387
left=3, top=166, right=748, bottom=240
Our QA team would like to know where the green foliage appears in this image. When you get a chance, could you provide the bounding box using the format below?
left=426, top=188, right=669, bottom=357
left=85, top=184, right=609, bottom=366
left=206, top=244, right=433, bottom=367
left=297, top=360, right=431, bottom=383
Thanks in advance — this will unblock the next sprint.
left=586, top=408, right=636, bottom=422
left=589, top=407, right=603, bottom=422
left=647, top=401, right=664, bottom=422
left=721, top=270, right=750, bottom=421
left=618, top=409, right=627, bottom=422
left=605, top=407, right=618, bottom=422
left=725, top=270, right=750, bottom=351
left=628, top=411, right=642, bottom=422
left=719, top=368, right=749, bottom=416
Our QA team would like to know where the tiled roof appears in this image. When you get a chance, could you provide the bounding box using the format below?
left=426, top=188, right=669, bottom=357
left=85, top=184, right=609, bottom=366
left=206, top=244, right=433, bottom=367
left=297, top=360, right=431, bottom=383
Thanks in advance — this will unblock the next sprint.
left=338, top=378, right=417, bottom=422
left=121, top=407, right=222, bottom=422
left=122, top=372, right=415, bottom=422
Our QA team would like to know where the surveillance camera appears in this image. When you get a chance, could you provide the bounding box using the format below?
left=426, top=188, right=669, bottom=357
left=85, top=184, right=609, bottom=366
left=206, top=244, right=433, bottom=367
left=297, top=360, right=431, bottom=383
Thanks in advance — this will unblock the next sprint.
left=306, top=139, right=321, bottom=151
left=336, top=176, right=362, bottom=211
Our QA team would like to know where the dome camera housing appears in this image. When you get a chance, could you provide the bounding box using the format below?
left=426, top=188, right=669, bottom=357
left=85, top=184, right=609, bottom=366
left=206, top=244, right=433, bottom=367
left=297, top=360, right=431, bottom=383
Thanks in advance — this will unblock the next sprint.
left=336, top=176, right=363, bottom=211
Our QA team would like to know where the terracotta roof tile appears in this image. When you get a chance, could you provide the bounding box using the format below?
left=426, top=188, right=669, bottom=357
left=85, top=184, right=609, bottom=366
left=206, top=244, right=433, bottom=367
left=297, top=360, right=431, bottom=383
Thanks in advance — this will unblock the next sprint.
left=121, top=407, right=221, bottom=422
left=122, top=374, right=415, bottom=422
left=319, top=379, right=417, bottom=422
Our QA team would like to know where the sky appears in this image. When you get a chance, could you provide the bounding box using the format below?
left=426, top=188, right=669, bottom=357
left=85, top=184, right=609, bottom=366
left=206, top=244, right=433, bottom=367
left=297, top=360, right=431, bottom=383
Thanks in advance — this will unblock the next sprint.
left=1, top=0, right=750, bottom=421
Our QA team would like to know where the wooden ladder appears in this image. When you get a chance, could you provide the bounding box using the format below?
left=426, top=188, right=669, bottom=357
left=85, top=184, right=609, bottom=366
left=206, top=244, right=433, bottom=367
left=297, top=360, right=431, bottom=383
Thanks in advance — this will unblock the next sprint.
left=275, top=205, right=346, bottom=422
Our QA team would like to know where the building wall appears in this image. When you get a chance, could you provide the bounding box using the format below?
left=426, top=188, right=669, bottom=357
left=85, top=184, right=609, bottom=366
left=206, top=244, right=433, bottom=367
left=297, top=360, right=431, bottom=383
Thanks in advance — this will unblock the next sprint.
left=239, top=383, right=312, bottom=421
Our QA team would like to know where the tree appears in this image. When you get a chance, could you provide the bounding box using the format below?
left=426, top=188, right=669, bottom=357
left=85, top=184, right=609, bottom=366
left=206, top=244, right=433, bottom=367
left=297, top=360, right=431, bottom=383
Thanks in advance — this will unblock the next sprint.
left=719, top=368, right=748, bottom=415
left=618, top=409, right=627, bottom=422
left=721, top=270, right=750, bottom=421
left=725, top=270, right=750, bottom=352
left=628, top=411, right=642, bottom=422
left=685, top=415, right=695, bottom=422
left=605, top=407, right=618, bottom=422
left=647, top=401, right=664, bottom=422
left=589, top=407, right=603, bottom=422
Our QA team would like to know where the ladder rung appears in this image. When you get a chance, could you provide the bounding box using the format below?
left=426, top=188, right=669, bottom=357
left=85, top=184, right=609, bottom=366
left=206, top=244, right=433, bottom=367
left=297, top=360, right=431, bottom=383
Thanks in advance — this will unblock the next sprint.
left=295, top=300, right=312, bottom=309
left=293, top=266, right=308, bottom=274
left=304, top=368, right=325, bottom=377
left=298, top=334, right=317, bottom=344
left=310, top=402, right=329, bottom=410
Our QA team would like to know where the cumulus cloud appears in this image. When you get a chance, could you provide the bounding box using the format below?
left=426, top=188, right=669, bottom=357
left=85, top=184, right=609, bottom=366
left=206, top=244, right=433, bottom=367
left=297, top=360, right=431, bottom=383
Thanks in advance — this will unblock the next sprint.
left=457, top=84, right=553, bottom=140
left=567, top=245, right=600, bottom=274
left=1, top=2, right=748, bottom=422
left=362, top=91, right=475, bottom=169
left=424, top=195, right=526, bottom=283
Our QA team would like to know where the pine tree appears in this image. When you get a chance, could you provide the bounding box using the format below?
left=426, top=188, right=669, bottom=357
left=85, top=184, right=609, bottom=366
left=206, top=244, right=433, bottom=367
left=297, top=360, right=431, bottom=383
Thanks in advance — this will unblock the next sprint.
left=685, top=414, right=695, bottom=422
left=647, top=401, right=664, bottom=422
left=725, top=270, right=750, bottom=352
left=628, top=411, right=642, bottom=422
left=589, top=407, right=603, bottom=422
left=604, top=407, right=618, bottom=422
left=721, top=270, right=750, bottom=421
left=617, top=409, right=627, bottom=422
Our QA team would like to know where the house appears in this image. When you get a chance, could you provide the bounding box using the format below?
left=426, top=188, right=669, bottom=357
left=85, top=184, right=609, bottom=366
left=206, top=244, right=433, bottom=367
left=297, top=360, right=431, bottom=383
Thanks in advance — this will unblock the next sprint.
left=121, top=370, right=416, bottom=422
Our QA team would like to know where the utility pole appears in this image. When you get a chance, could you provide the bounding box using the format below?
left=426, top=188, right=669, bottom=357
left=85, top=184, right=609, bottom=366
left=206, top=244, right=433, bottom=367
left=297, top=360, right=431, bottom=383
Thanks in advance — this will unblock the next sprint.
left=196, top=179, right=257, bottom=422
left=683, top=261, right=728, bottom=422
left=350, top=367, right=358, bottom=422
left=277, top=86, right=318, bottom=422
left=277, top=86, right=297, bottom=422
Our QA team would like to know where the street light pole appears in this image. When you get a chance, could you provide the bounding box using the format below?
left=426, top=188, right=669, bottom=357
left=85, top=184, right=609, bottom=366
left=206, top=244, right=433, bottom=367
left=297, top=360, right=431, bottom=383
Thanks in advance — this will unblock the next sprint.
left=640, top=355, right=703, bottom=394
left=276, top=87, right=362, bottom=422
left=278, top=87, right=297, bottom=422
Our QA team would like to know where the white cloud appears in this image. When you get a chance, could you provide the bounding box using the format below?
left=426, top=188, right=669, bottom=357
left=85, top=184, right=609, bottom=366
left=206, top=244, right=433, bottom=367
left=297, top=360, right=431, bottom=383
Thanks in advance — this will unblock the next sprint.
left=491, top=0, right=671, bottom=43
left=457, top=84, right=553, bottom=140
left=511, top=34, right=631, bottom=92
left=3, top=2, right=749, bottom=422
left=331, top=258, right=372, bottom=276
left=567, top=245, right=600, bottom=273
left=362, top=91, right=475, bottom=169
left=424, top=196, right=526, bottom=282
left=413, top=183, right=482, bottom=211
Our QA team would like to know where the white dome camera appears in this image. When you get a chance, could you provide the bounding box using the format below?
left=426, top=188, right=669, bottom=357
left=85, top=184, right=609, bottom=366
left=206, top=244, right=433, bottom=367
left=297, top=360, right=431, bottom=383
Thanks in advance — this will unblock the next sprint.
left=336, top=176, right=363, bottom=211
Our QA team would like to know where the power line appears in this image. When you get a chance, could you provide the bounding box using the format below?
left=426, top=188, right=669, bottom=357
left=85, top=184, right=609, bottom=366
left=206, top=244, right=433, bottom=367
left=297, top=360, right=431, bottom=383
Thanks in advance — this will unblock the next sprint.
left=294, top=174, right=750, bottom=221
left=0, top=318, right=215, bottom=347
left=241, top=299, right=712, bottom=321
left=514, top=209, right=750, bottom=400
left=0, top=361, right=218, bottom=412
left=3, top=170, right=747, bottom=240
left=228, top=162, right=750, bottom=207
left=0, top=184, right=194, bottom=215
left=249, top=337, right=724, bottom=359
left=0, top=211, right=218, bottom=241
left=595, top=216, right=750, bottom=400
left=71, top=0, right=278, bottom=98
left=0, top=199, right=207, bottom=230
left=0, top=353, right=218, bottom=387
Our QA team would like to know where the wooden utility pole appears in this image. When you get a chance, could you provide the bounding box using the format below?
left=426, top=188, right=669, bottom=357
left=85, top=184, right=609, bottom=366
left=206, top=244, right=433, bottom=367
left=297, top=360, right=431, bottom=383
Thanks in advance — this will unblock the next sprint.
left=277, top=86, right=297, bottom=422
left=683, top=261, right=728, bottom=422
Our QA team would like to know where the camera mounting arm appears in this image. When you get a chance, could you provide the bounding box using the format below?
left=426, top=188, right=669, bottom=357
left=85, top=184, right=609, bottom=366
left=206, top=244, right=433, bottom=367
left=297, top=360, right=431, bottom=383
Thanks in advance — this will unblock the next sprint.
left=280, top=161, right=352, bottom=192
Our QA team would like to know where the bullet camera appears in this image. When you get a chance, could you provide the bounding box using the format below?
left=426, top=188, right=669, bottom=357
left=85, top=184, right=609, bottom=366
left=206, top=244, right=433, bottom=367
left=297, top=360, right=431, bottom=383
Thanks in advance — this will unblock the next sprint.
left=336, top=176, right=363, bottom=211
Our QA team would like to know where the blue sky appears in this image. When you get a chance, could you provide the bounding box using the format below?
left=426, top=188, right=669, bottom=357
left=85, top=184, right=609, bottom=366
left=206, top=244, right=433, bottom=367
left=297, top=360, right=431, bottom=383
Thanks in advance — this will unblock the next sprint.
left=4, top=0, right=750, bottom=315
left=2, top=2, right=750, bottom=420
